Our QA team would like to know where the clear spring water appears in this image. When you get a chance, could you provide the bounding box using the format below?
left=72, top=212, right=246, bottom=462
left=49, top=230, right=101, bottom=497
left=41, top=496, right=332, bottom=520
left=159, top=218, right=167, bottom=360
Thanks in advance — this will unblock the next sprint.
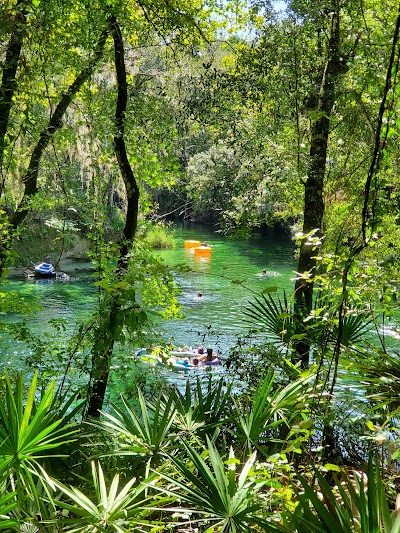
left=155, top=223, right=296, bottom=354
left=2, top=223, right=399, bottom=400
left=1, top=223, right=296, bottom=395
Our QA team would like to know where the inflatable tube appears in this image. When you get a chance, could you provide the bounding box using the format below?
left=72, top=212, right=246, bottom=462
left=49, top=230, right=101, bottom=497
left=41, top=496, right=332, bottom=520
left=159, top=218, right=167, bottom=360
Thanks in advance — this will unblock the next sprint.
left=140, top=354, right=163, bottom=365
left=194, top=246, right=212, bottom=256
left=203, top=358, right=221, bottom=366
left=134, top=349, right=162, bottom=365
left=169, top=350, right=198, bottom=358
left=171, top=360, right=191, bottom=371
left=184, top=240, right=201, bottom=249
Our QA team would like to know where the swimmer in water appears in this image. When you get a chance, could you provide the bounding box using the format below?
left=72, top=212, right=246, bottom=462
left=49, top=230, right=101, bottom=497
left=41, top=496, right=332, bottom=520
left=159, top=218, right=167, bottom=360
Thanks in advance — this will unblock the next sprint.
left=199, top=347, right=217, bottom=362
left=257, top=269, right=282, bottom=278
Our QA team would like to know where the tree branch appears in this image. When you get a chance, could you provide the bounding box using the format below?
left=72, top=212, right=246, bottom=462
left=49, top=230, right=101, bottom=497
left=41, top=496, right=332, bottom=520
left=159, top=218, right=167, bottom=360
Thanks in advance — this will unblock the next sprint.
left=109, top=14, right=140, bottom=255
left=10, top=26, right=110, bottom=228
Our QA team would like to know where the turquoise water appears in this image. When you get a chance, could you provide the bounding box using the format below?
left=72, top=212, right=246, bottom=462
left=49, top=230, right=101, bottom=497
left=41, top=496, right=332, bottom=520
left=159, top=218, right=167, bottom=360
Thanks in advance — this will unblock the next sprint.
left=3, top=223, right=399, bottom=402
left=1, top=224, right=296, bottom=375
left=156, top=223, right=295, bottom=354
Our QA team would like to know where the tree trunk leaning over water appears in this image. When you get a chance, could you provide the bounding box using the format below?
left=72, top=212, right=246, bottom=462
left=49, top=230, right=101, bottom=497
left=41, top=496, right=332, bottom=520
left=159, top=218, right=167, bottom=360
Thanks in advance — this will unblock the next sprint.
left=86, top=15, right=140, bottom=418
left=10, top=27, right=110, bottom=230
left=0, top=26, right=109, bottom=277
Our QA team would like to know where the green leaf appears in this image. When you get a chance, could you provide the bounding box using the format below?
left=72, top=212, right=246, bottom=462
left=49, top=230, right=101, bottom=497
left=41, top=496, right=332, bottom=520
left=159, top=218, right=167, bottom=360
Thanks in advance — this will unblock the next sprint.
left=261, top=286, right=278, bottom=294
left=307, top=110, right=327, bottom=120
left=290, top=333, right=307, bottom=341
left=323, top=463, right=342, bottom=472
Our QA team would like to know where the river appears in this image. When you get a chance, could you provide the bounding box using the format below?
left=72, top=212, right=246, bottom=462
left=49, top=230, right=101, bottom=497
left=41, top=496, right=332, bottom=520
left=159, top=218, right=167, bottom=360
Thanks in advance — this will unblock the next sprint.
left=2, top=223, right=399, bottom=404
left=1, top=223, right=296, bottom=397
left=155, top=223, right=295, bottom=353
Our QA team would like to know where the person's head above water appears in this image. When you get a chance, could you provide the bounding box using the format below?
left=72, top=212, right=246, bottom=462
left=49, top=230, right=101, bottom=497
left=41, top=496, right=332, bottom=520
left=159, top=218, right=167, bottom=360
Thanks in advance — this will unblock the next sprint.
left=206, top=347, right=213, bottom=360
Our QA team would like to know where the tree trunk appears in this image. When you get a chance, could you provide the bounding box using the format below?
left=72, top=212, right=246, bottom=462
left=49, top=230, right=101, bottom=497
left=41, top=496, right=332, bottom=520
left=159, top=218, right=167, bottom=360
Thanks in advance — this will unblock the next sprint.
left=0, top=0, right=29, bottom=276
left=322, top=7, right=400, bottom=460
left=86, top=15, right=140, bottom=418
left=10, top=27, right=109, bottom=229
left=0, top=0, right=28, bottom=188
left=0, top=27, right=109, bottom=277
left=294, top=5, right=342, bottom=368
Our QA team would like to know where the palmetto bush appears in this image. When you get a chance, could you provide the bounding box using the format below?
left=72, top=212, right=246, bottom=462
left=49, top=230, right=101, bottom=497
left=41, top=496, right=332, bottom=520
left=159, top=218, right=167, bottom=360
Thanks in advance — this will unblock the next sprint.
left=243, top=291, right=301, bottom=346
left=2, top=370, right=396, bottom=533
left=93, top=388, right=178, bottom=479
left=92, top=378, right=233, bottom=477
left=53, top=461, right=163, bottom=533
left=279, top=456, right=400, bottom=533
left=169, top=377, right=232, bottom=442
left=0, top=490, right=18, bottom=530
left=244, top=290, right=373, bottom=352
left=230, top=371, right=315, bottom=457
left=0, top=370, right=81, bottom=529
left=152, top=438, right=278, bottom=532
left=352, top=348, right=400, bottom=411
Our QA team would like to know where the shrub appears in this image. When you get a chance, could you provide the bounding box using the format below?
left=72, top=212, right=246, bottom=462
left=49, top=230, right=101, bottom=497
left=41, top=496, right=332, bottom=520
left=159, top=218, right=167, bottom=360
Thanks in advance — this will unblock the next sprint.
left=143, top=223, right=176, bottom=249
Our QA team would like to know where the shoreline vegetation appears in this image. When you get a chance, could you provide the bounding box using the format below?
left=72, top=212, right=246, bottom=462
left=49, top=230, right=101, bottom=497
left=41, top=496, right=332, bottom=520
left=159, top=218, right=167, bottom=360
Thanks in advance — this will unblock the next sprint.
left=0, top=365, right=397, bottom=531
left=10, top=221, right=178, bottom=268
left=2, top=220, right=400, bottom=530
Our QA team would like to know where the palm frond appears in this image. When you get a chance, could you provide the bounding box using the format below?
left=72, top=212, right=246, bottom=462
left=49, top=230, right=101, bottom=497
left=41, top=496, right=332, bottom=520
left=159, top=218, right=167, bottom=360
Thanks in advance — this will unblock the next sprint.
left=331, top=313, right=373, bottom=347
left=152, top=438, right=275, bottom=532
left=168, top=377, right=232, bottom=439
left=231, top=371, right=314, bottom=456
left=54, top=462, right=161, bottom=532
left=94, top=389, right=177, bottom=477
left=288, top=455, right=400, bottom=533
left=0, top=370, right=80, bottom=502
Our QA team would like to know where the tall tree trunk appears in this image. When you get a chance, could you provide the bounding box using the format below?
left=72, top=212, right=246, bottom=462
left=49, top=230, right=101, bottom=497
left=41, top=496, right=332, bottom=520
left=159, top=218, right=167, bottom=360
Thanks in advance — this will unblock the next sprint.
left=86, top=15, right=140, bottom=418
left=0, top=0, right=29, bottom=275
left=10, top=27, right=109, bottom=229
left=0, top=28, right=109, bottom=277
left=322, top=6, right=400, bottom=463
left=0, top=0, right=28, bottom=189
left=294, top=5, right=342, bottom=368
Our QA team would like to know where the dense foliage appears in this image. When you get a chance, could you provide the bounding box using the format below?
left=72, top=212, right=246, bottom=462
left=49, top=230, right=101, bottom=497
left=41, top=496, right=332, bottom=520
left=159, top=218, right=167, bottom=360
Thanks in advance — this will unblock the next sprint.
left=1, top=0, right=400, bottom=530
